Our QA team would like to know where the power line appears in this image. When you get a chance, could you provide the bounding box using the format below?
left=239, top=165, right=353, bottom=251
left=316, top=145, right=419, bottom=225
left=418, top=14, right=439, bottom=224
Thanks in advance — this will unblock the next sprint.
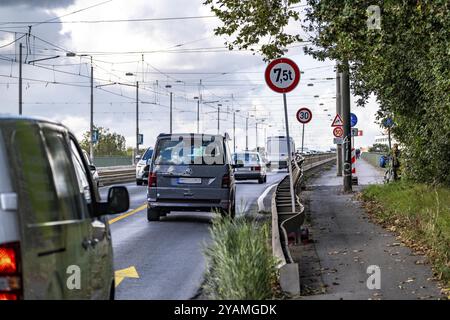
left=0, top=15, right=217, bottom=27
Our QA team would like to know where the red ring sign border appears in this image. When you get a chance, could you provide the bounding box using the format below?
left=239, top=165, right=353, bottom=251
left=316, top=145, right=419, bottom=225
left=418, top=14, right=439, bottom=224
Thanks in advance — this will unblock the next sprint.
left=296, top=107, right=312, bottom=124
left=333, top=126, right=344, bottom=138
left=265, top=58, right=301, bottom=93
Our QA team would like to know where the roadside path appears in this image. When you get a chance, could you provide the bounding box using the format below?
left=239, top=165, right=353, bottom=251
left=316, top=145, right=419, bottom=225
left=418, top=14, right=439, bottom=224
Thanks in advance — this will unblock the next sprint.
left=295, top=159, right=444, bottom=300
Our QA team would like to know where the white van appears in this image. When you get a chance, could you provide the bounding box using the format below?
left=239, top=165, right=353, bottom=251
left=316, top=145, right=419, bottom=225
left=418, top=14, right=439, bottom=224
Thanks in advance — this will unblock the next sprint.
left=266, top=136, right=295, bottom=169
left=0, top=116, right=129, bottom=300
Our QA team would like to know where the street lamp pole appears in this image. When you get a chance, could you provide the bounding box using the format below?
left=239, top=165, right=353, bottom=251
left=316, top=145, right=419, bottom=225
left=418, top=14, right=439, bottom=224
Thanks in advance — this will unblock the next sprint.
left=245, top=115, right=249, bottom=151
left=256, top=121, right=258, bottom=151
left=136, top=81, right=139, bottom=158
left=233, top=111, right=236, bottom=153
left=19, top=43, right=22, bottom=115
left=90, top=56, right=94, bottom=163
left=217, top=106, right=220, bottom=134
left=170, top=92, right=173, bottom=134
left=197, top=99, right=200, bottom=133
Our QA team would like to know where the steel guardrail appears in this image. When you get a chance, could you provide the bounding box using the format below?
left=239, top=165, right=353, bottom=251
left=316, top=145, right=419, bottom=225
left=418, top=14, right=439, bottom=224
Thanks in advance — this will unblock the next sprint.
left=272, top=153, right=335, bottom=265
left=98, top=166, right=135, bottom=186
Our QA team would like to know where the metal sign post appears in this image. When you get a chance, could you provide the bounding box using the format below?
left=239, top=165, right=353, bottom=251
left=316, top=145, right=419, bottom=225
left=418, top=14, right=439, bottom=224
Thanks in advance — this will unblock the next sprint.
left=283, top=93, right=296, bottom=213
left=301, top=123, right=305, bottom=153
left=265, top=57, right=301, bottom=213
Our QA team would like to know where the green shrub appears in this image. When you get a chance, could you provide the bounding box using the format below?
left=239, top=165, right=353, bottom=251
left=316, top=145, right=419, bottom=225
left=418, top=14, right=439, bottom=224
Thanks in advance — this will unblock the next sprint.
left=203, top=217, right=279, bottom=300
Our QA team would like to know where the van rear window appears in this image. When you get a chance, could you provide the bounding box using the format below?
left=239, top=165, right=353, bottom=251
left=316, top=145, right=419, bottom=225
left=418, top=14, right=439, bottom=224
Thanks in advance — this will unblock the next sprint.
left=154, top=135, right=225, bottom=165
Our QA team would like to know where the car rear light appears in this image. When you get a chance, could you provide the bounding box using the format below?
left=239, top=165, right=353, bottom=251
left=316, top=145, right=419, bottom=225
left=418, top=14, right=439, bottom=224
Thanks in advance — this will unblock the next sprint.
left=221, top=174, right=230, bottom=188
left=252, top=166, right=261, bottom=171
left=0, top=293, right=18, bottom=300
left=0, top=242, right=22, bottom=300
left=148, top=172, right=157, bottom=187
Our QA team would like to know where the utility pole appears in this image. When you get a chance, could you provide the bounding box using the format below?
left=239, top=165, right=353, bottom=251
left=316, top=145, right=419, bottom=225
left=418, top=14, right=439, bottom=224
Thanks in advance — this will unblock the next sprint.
left=341, top=60, right=352, bottom=192
left=217, top=106, right=220, bottom=134
left=136, top=81, right=139, bottom=158
left=245, top=115, right=249, bottom=151
left=233, top=111, right=236, bottom=154
left=89, top=56, right=94, bottom=163
left=169, top=91, right=173, bottom=134
left=19, top=43, right=22, bottom=115
left=388, top=126, right=392, bottom=150
left=196, top=98, right=200, bottom=133
left=336, top=64, right=343, bottom=177
left=255, top=121, right=258, bottom=151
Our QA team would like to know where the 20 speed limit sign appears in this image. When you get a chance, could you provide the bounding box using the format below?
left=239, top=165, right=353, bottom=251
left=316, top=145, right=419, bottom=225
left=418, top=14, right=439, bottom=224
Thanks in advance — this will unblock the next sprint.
left=296, top=108, right=312, bottom=124
left=265, top=58, right=301, bottom=93
left=333, top=126, right=344, bottom=138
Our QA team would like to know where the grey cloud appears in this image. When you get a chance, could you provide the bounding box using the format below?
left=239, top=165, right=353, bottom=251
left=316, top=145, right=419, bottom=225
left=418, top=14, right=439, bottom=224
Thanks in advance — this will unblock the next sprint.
left=0, top=0, right=75, bottom=8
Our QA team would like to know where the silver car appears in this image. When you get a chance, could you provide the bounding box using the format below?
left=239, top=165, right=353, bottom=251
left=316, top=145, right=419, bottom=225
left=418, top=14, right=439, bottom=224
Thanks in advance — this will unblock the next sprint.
left=0, top=116, right=129, bottom=300
left=146, top=133, right=239, bottom=221
left=233, top=152, right=267, bottom=183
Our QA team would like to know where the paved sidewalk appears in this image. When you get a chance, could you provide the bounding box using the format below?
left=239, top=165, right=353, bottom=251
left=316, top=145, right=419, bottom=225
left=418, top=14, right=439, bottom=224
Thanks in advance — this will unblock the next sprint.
left=296, top=159, right=443, bottom=300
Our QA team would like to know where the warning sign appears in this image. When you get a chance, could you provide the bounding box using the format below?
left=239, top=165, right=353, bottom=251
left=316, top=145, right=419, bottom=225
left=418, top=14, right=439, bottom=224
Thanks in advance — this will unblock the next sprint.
left=331, top=114, right=344, bottom=127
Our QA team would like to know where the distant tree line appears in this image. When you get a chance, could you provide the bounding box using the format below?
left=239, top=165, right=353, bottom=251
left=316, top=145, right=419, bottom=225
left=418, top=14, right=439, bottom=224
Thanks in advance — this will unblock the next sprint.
left=80, top=126, right=127, bottom=156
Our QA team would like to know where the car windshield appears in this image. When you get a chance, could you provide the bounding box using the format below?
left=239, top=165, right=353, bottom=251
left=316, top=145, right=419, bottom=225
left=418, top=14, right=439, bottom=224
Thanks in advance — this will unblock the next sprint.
left=154, top=135, right=225, bottom=165
left=142, top=148, right=153, bottom=161
left=233, top=153, right=260, bottom=164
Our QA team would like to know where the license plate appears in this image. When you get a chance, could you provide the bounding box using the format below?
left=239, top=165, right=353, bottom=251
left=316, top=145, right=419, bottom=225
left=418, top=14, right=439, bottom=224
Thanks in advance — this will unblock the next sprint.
left=178, top=177, right=202, bottom=184
left=237, top=168, right=251, bottom=172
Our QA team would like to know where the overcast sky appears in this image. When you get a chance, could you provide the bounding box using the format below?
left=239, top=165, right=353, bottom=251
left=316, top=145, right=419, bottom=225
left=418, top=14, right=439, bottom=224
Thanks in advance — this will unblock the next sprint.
left=0, top=0, right=384, bottom=152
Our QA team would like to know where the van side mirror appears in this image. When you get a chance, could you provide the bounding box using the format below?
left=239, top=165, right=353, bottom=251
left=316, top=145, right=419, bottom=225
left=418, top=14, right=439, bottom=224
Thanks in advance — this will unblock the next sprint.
left=95, top=186, right=130, bottom=216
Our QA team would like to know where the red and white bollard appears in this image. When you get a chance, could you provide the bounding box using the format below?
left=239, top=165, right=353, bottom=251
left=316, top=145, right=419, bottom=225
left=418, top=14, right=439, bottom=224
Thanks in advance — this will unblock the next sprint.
left=351, top=148, right=358, bottom=185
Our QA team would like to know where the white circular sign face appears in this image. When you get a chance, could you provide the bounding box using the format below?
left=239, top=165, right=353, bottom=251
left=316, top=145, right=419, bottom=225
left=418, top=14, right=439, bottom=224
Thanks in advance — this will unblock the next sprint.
left=265, top=58, right=300, bottom=93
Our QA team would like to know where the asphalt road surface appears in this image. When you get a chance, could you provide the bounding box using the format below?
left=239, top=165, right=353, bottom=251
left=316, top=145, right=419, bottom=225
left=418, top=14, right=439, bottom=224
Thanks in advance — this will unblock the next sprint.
left=99, top=171, right=287, bottom=299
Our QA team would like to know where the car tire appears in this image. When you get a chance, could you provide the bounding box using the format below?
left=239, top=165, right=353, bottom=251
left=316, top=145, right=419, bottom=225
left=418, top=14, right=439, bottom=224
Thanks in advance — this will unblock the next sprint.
left=264, top=176, right=267, bottom=183
left=109, top=282, right=115, bottom=300
left=147, top=208, right=160, bottom=221
left=136, top=179, right=143, bottom=186
left=258, top=177, right=264, bottom=184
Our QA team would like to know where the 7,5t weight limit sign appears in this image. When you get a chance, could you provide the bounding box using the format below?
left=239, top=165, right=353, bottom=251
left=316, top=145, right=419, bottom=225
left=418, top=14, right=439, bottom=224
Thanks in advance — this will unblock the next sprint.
left=265, top=58, right=301, bottom=93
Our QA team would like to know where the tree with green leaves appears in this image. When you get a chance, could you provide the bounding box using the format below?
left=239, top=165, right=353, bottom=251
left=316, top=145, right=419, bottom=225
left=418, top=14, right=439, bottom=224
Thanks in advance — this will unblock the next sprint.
left=80, top=126, right=127, bottom=156
left=205, top=0, right=450, bottom=185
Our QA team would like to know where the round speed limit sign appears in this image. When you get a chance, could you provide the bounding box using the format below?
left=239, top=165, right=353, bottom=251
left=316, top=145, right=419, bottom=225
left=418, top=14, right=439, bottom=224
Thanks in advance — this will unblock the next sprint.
left=265, top=58, right=301, bottom=93
left=296, top=108, right=312, bottom=124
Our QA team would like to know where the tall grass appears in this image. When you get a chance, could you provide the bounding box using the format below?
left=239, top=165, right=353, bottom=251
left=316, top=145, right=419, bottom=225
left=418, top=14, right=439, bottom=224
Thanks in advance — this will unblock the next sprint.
left=203, top=216, right=279, bottom=300
left=362, top=181, right=450, bottom=284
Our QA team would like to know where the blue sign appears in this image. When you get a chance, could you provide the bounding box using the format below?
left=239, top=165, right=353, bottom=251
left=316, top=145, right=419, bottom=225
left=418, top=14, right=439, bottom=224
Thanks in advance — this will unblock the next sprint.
left=350, top=113, right=358, bottom=127
left=383, top=117, right=394, bottom=128
left=138, top=134, right=144, bottom=145
left=92, top=129, right=99, bottom=144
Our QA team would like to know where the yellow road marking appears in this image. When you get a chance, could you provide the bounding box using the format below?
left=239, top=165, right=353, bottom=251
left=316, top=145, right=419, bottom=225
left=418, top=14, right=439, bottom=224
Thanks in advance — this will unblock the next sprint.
left=115, top=266, right=139, bottom=287
left=109, top=203, right=147, bottom=225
